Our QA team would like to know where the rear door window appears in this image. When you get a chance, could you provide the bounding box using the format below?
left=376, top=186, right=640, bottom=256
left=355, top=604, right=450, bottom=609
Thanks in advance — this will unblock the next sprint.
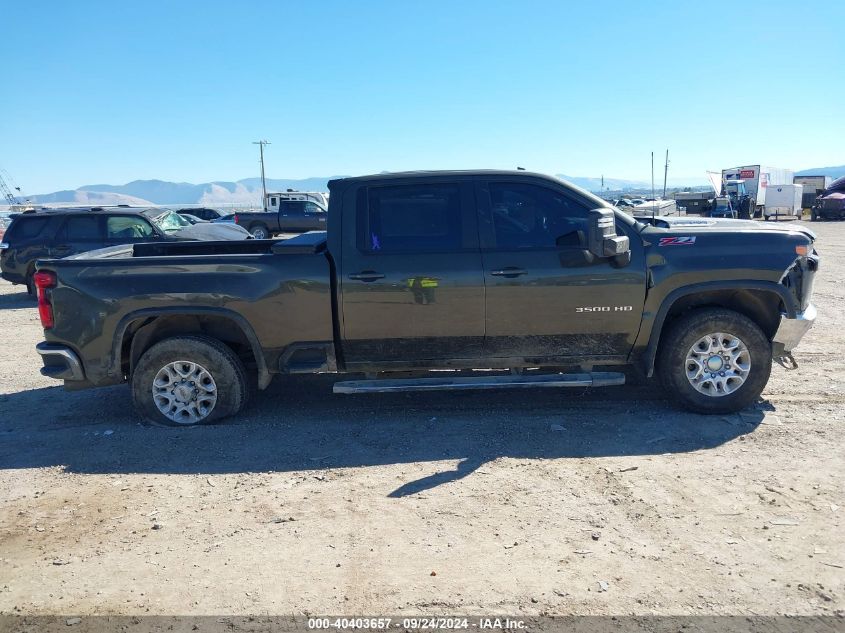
left=359, top=184, right=463, bottom=252
left=63, top=216, right=103, bottom=242
left=281, top=201, right=305, bottom=215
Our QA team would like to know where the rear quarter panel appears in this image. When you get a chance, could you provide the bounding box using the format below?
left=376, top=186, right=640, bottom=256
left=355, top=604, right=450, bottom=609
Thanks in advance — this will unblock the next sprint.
left=41, top=252, right=333, bottom=385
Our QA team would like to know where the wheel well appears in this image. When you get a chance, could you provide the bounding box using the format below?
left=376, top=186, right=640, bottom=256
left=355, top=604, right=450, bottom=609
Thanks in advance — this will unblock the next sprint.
left=662, top=289, right=782, bottom=341
left=121, top=314, right=258, bottom=378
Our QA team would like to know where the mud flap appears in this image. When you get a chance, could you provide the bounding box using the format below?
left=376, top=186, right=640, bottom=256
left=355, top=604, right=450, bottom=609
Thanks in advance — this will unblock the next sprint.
left=775, top=352, right=798, bottom=370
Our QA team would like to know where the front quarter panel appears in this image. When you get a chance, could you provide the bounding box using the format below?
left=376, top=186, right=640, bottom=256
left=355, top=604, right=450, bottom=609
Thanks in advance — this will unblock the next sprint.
left=631, top=223, right=814, bottom=372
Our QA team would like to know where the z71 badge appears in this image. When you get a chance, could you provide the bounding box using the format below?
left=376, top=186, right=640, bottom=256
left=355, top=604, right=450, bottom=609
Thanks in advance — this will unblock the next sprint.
left=659, top=236, right=696, bottom=246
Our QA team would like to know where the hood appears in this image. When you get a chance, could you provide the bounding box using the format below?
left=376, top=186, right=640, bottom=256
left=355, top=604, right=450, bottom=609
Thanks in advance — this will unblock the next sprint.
left=649, top=216, right=816, bottom=241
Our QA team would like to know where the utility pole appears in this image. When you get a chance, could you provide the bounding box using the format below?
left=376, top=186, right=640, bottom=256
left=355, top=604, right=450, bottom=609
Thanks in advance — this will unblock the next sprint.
left=252, top=140, right=271, bottom=210
left=663, top=149, right=669, bottom=199
left=651, top=152, right=656, bottom=220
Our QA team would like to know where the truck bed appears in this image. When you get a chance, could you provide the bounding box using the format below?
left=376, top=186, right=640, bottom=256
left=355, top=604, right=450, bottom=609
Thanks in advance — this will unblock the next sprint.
left=59, top=231, right=329, bottom=260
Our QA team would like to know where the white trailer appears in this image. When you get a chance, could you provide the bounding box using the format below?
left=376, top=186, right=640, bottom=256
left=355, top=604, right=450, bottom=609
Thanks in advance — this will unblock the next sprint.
left=721, top=165, right=794, bottom=216
left=764, top=184, right=803, bottom=219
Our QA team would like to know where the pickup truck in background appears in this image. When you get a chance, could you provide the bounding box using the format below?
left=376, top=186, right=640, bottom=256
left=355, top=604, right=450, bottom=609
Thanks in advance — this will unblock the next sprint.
left=32, top=170, right=819, bottom=426
left=230, top=199, right=327, bottom=238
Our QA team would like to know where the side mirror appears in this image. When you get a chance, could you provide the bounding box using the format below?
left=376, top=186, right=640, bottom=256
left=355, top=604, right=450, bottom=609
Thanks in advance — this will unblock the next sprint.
left=588, top=208, right=631, bottom=267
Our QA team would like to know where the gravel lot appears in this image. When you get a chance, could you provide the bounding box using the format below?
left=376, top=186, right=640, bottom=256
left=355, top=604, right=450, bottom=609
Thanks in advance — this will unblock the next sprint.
left=0, top=221, right=842, bottom=617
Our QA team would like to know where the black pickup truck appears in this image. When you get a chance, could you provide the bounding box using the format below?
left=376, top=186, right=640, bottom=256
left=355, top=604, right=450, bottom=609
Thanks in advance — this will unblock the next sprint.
left=32, top=170, right=819, bottom=426
left=230, top=199, right=327, bottom=238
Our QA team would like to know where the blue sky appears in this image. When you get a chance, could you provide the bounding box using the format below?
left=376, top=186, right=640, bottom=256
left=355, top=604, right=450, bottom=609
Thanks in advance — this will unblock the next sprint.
left=2, top=0, right=843, bottom=193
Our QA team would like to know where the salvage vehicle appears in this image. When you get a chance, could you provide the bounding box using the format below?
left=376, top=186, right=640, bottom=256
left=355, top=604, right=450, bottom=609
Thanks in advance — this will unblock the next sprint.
left=232, top=199, right=327, bottom=238
left=1, top=207, right=250, bottom=296
left=811, top=176, right=845, bottom=221
left=175, top=207, right=227, bottom=222
left=31, top=171, right=818, bottom=425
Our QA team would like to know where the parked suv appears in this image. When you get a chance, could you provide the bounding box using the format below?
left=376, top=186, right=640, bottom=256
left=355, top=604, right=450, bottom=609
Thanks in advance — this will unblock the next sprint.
left=0, top=207, right=173, bottom=295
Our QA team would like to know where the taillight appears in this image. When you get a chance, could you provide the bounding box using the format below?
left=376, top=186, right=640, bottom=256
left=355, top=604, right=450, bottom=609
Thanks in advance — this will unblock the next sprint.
left=233, top=214, right=238, bottom=224
left=34, top=270, right=57, bottom=329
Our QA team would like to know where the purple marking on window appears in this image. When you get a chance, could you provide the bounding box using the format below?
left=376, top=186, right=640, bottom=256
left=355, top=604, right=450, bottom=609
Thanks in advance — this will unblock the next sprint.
left=371, top=233, right=381, bottom=250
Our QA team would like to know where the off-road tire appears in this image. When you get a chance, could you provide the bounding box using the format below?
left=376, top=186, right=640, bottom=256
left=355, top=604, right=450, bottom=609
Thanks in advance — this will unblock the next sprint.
left=131, top=335, right=248, bottom=426
left=250, top=224, right=270, bottom=239
left=658, top=308, right=771, bottom=414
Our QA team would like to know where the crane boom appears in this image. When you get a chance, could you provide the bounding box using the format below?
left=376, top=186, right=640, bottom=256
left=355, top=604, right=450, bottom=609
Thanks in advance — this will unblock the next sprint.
left=0, top=172, right=21, bottom=206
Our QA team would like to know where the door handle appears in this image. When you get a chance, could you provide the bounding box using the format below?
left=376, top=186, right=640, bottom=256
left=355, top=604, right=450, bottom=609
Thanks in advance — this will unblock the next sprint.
left=490, top=267, right=527, bottom=278
left=348, top=271, right=385, bottom=282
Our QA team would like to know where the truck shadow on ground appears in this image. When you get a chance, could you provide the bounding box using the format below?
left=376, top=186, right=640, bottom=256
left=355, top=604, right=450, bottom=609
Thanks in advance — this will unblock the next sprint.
left=0, top=374, right=765, bottom=496
left=0, top=289, right=33, bottom=309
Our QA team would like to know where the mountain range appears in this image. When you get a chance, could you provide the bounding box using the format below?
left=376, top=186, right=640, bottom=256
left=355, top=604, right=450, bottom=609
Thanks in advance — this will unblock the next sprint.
left=795, top=165, right=845, bottom=179
left=23, top=165, right=844, bottom=206
left=29, top=177, right=345, bottom=207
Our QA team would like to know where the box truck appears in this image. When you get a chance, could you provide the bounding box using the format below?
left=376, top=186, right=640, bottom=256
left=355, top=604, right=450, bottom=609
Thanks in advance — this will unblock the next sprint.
left=794, top=175, right=833, bottom=209
left=764, top=184, right=803, bottom=219
left=721, top=165, right=794, bottom=217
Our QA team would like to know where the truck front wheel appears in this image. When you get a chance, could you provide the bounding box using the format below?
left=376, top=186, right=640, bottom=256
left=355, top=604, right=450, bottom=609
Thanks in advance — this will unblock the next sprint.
left=131, top=335, right=248, bottom=426
left=658, top=308, right=771, bottom=414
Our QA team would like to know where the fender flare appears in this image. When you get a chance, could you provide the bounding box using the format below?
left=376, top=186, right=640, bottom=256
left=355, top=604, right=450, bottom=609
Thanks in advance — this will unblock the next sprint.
left=637, top=280, right=797, bottom=377
left=111, top=307, right=271, bottom=389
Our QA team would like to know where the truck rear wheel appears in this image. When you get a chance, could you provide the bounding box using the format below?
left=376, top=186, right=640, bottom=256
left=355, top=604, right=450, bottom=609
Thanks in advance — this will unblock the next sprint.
left=249, top=224, right=270, bottom=239
left=131, top=335, right=248, bottom=426
left=658, top=308, right=771, bottom=414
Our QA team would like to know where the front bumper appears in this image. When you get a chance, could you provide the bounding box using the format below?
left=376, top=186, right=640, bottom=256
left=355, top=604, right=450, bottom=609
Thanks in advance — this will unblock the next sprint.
left=35, top=342, right=85, bottom=381
left=772, top=303, right=817, bottom=356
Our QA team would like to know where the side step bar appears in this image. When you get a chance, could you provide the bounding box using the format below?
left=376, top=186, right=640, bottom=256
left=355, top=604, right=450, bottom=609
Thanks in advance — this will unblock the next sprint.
left=333, top=372, right=625, bottom=394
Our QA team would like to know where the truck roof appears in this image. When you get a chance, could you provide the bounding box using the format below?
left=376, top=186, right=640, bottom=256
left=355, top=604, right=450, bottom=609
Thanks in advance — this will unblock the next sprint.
left=331, top=169, right=552, bottom=183
left=328, top=170, right=611, bottom=207
left=329, top=169, right=610, bottom=207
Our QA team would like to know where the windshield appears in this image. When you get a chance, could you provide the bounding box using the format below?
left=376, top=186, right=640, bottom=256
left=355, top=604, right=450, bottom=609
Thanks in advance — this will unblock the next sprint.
left=152, top=210, right=190, bottom=233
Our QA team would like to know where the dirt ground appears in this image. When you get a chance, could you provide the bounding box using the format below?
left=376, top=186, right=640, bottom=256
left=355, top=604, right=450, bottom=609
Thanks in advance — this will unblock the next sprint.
left=0, top=221, right=842, bottom=618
